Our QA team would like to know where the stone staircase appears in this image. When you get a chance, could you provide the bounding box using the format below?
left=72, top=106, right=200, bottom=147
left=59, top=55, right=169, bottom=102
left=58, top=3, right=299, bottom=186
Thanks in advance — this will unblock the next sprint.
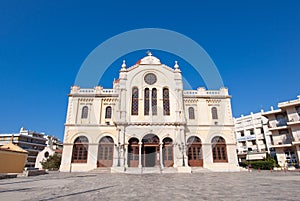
left=125, top=167, right=142, bottom=174
left=191, top=167, right=212, bottom=173
left=142, top=167, right=161, bottom=174
left=89, top=167, right=111, bottom=174
left=161, top=167, right=178, bottom=173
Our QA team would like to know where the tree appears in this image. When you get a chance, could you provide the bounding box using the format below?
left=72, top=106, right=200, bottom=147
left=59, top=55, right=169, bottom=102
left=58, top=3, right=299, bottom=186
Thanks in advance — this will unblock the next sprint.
left=41, top=154, right=61, bottom=170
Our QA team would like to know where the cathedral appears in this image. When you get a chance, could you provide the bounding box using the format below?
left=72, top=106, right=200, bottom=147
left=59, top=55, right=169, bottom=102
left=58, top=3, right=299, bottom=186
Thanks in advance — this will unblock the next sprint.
left=60, top=53, right=239, bottom=173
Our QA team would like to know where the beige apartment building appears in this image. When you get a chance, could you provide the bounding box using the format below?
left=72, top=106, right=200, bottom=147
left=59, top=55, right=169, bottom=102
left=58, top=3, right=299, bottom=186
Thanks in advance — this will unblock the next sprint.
left=262, top=96, right=300, bottom=168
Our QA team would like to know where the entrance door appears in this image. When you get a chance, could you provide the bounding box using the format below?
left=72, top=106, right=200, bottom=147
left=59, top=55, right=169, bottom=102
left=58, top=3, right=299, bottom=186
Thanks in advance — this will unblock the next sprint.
left=98, top=137, right=114, bottom=167
left=187, top=136, right=203, bottom=167
left=163, top=138, right=173, bottom=167
left=143, top=146, right=159, bottom=167
left=142, top=134, right=160, bottom=167
left=128, top=138, right=139, bottom=167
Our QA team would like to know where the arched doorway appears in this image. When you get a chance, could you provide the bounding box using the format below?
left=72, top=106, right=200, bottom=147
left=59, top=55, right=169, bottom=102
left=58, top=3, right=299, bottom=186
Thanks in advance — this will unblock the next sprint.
left=142, top=134, right=159, bottom=167
left=163, top=137, right=173, bottom=167
left=128, top=138, right=139, bottom=167
left=187, top=136, right=203, bottom=167
left=212, top=136, right=228, bottom=163
left=98, top=136, right=114, bottom=167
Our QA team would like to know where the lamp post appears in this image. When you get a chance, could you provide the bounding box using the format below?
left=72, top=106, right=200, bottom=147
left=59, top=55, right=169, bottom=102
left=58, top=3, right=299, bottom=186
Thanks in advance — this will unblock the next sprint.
left=117, top=142, right=121, bottom=167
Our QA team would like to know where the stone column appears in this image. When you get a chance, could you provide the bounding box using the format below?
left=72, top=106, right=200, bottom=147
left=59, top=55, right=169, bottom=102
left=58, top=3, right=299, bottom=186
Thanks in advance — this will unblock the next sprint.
left=138, top=142, right=142, bottom=168
left=160, top=143, right=164, bottom=169
left=124, top=144, right=128, bottom=168
left=173, top=144, right=177, bottom=168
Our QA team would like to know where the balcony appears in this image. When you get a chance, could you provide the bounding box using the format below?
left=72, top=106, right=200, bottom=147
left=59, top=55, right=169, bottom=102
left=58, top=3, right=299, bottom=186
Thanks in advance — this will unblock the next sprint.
left=237, top=135, right=256, bottom=142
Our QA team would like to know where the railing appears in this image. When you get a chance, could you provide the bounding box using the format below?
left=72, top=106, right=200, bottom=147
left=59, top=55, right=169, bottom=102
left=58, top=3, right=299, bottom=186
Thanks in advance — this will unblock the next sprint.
left=72, top=88, right=117, bottom=95
left=183, top=90, right=228, bottom=96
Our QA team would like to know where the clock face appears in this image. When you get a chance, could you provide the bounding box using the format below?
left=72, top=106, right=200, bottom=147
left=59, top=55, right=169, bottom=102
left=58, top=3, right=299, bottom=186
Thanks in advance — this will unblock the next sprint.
left=144, top=73, right=157, bottom=85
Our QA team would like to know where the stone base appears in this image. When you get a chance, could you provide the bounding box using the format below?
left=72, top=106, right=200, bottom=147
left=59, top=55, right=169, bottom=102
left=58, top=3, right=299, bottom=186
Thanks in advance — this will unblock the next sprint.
left=111, top=167, right=125, bottom=173
left=177, top=166, right=191, bottom=173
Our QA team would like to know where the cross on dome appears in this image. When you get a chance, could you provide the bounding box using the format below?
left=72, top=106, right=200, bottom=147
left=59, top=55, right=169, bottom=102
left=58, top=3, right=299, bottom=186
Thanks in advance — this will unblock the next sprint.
left=139, top=51, right=161, bottom=65
left=146, top=51, right=152, bottom=56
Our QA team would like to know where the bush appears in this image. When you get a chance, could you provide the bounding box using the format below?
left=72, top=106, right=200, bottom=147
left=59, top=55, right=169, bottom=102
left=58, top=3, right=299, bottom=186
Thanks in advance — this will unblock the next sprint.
left=41, top=154, right=61, bottom=171
left=246, top=159, right=277, bottom=170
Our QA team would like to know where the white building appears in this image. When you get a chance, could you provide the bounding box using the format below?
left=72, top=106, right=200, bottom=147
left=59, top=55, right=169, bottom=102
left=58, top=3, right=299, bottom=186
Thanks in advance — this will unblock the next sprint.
left=234, top=112, right=273, bottom=162
left=262, top=96, right=300, bottom=168
left=35, top=135, right=63, bottom=169
left=60, top=53, right=239, bottom=173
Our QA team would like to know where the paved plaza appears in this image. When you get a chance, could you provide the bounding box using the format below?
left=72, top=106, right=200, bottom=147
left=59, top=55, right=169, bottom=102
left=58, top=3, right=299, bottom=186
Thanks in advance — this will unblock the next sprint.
left=0, top=171, right=300, bottom=201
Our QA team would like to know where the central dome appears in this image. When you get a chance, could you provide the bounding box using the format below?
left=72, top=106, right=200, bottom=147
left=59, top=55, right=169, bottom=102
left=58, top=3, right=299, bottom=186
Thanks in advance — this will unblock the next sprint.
left=138, top=52, right=161, bottom=65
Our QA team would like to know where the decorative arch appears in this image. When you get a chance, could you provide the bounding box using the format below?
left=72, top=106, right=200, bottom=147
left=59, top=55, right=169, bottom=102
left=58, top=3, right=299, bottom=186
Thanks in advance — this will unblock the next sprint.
left=72, top=136, right=89, bottom=163
left=187, top=136, right=203, bottom=167
left=98, top=136, right=114, bottom=167
left=211, top=136, right=228, bottom=163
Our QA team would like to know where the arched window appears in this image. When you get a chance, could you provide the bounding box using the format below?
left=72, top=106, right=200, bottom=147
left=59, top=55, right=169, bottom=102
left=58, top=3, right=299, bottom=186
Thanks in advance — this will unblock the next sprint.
left=211, top=136, right=227, bottom=162
left=72, top=136, right=89, bottom=163
left=131, top=87, right=139, bottom=115
left=144, top=88, right=150, bottom=115
left=81, top=106, right=88, bottom=119
left=105, top=106, right=112, bottom=119
left=152, top=88, right=157, bottom=115
left=211, top=107, right=218, bottom=120
left=188, top=107, right=195, bottom=119
left=163, top=88, right=170, bottom=115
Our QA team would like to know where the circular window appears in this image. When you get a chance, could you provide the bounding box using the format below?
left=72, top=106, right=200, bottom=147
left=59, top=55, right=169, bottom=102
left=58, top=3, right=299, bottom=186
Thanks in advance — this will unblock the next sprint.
left=44, top=151, right=49, bottom=158
left=144, top=73, right=157, bottom=85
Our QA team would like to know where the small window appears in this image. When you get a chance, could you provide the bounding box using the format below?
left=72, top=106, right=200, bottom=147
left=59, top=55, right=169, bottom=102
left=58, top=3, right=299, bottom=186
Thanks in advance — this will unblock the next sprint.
left=44, top=151, right=49, bottom=158
left=144, top=88, right=150, bottom=115
left=211, top=107, right=218, bottom=120
left=241, top=131, right=245, bottom=137
left=152, top=88, right=157, bottom=116
left=81, top=106, right=88, bottom=119
left=131, top=87, right=139, bottom=115
left=188, top=107, right=195, bottom=119
left=163, top=88, right=170, bottom=115
left=105, top=106, right=112, bottom=119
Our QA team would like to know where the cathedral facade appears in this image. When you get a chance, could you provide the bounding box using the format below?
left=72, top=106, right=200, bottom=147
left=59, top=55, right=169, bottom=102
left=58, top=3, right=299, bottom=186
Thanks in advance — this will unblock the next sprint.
left=60, top=53, right=239, bottom=173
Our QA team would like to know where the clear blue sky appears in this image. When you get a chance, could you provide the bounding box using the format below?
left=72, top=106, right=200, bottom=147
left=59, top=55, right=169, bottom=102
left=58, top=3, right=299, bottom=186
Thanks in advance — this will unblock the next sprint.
left=0, top=0, right=299, bottom=140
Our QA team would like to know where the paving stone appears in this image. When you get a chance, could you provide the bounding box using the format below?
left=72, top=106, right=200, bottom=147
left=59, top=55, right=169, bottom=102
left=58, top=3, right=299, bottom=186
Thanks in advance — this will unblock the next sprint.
left=0, top=171, right=299, bottom=201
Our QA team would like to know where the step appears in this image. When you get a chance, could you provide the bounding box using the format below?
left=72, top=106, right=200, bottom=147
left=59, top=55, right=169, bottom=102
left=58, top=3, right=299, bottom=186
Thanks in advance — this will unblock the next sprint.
left=161, top=167, right=177, bottom=173
left=142, top=167, right=161, bottom=174
left=89, top=167, right=111, bottom=174
left=125, top=167, right=142, bottom=174
left=191, top=167, right=212, bottom=173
